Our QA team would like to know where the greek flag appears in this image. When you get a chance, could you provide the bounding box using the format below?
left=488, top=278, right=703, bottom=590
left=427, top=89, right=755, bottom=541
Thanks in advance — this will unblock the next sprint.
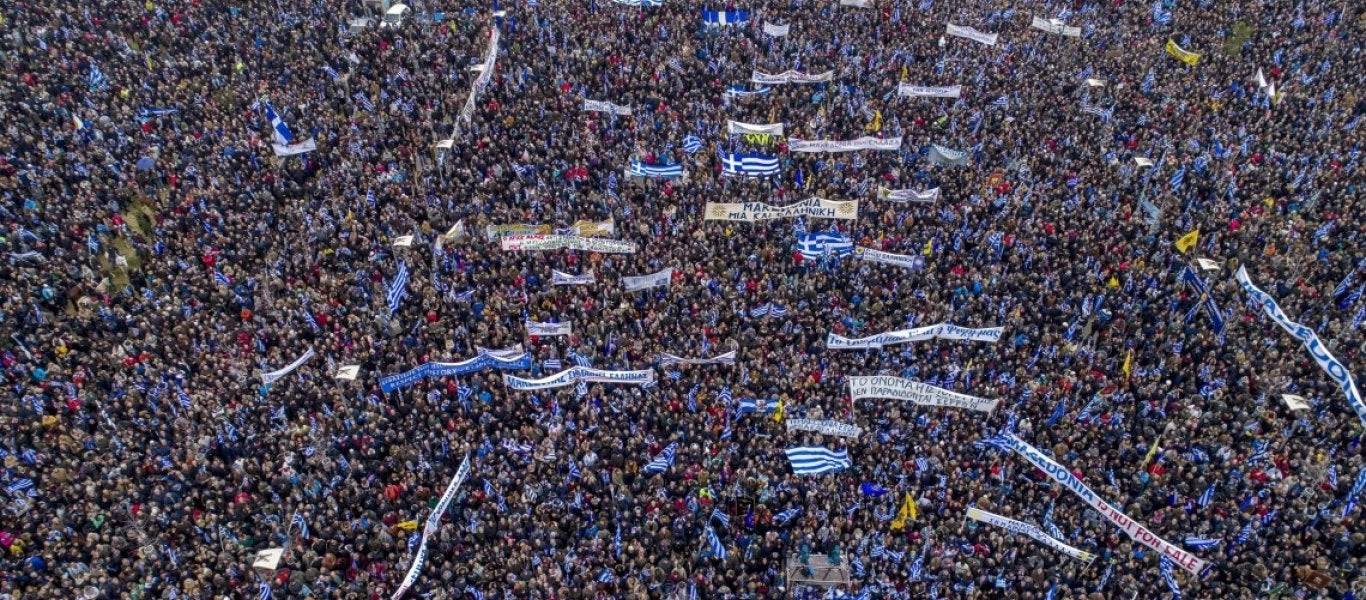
left=710, top=507, right=730, bottom=527
left=721, top=152, right=780, bottom=177
left=702, top=9, right=749, bottom=25
left=291, top=512, right=310, bottom=539
left=1142, top=70, right=1155, bottom=93
left=1170, top=164, right=1186, bottom=190
left=705, top=526, right=728, bottom=559
left=1159, top=556, right=1181, bottom=598
left=1184, top=536, right=1221, bottom=550
left=737, top=398, right=777, bottom=415
left=5, top=478, right=35, bottom=495
left=1080, top=102, right=1113, bottom=121
left=1327, top=464, right=1338, bottom=488
left=796, top=232, right=853, bottom=260
left=1336, top=269, right=1358, bottom=297
left=387, top=261, right=410, bottom=314
left=643, top=442, right=677, bottom=474
left=354, top=92, right=374, bottom=111
left=322, top=65, right=340, bottom=80
left=213, top=271, right=233, bottom=286
left=785, top=447, right=853, bottom=475
left=263, top=102, right=294, bottom=146
left=774, top=507, right=801, bottom=524
left=683, top=135, right=703, bottom=154
left=629, top=160, right=684, bottom=178
left=258, top=581, right=273, bottom=600
left=1198, top=483, right=1215, bottom=507
left=89, top=64, right=109, bottom=91
left=568, top=460, right=582, bottom=479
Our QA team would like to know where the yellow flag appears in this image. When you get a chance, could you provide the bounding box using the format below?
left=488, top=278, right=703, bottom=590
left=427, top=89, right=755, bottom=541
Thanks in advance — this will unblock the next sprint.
left=1165, top=39, right=1200, bottom=66
left=1107, top=276, right=1120, bottom=289
left=922, top=239, right=933, bottom=256
left=773, top=399, right=785, bottom=423
left=1142, top=436, right=1162, bottom=467
left=1174, top=230, right=1198, bottom=253
left=866, top=110, right=882, bottom=133
left=1122, top=349, right=1133, bottom=380
left=890, top=493, right=917, bottom=530
left=900, top=64, right=908, bottom=82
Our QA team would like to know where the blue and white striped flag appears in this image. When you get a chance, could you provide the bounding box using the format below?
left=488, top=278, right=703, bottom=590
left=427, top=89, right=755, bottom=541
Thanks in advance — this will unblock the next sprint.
left=291, top=511, right=310, bottom=539
left=322, top=65, right=340, bottom=80
left=1142, top=70, right=1155, bottom=93
left=720, top=153, right=780, bottom=177
left=710, top=507, right=730, bottom=527
left=1170, top=164, right=1186, bottom=190
left=214, top=271, right=233, bottom=286
left=89, top=64, right=109, bottom=91
left=683, top=135, right=703, bottom=154
left=258, top=580, right=273, bottom=600
left=1198, top=483, right=1215, bottom=507
left=1159, top=555, right=1181, bottom=598
left=1184, top=536, right=1221, bottom=550
left=262, top=102, right=294, bottom=146
left=774, top=507, right=801, bottom=524
left=785, top=447, right=853, bottom=475
left=705, top=525, right=728, bottom=559
left=386, top=261, right=410, bottom=314
left=643, top=443, right=677, bottom=474
left=796, top=232, right=853, bottom=260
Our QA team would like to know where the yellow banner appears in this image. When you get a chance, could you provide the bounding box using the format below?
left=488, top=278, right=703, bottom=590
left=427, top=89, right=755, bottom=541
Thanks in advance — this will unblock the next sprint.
left=1165, top=40, right=1200, bottom=66
left=742, top=133, right=781, bottom=146
left=571, top=218, right=615, bottom=238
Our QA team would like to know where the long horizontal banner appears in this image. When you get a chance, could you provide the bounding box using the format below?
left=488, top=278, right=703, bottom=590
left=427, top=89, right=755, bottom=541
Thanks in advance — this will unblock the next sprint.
left=486, top=223, right=550, bottom=240
left=946, top=23, right=999, bottom=46
left=552, top=270, right=595, bottom=285
left=786, top=418, right=862, bottom=438
left=526, top=320, right=572, bottom=336
left=1030, top=16, right=1081, bottom=37
left=853, top=247, right=925, bottom=270
left=505, top=367, right=656, bottom=390
left=827, top=323, right=1004, bottom=349
left=762, top=22, right=789, bottom=36
left=981, top=432, right=1210, bottom=576
left=582, top=99, right=633, bottom=115
left=897, top=84, right=962, bottom=98
left=849, top=376, right=999, bottom=413
left=623, top=268, right=673, bottom=292
left=501, top=234, right=638, bottom=254
left=262, top=348, right=316, bottom=384
left=1236, top=266, right=1366, bottom=427
left=965, top=507, right=1095, bottom=562
left=658, top=350, right=737, bottom=366
left=878, top=187, right=940, bottom=203
left=728, top=121, right=785, bottom=136
left=570, top=218, right=615, bottom=237
left=752, top=70, right=835, bottom=84
left=379, top=350, right=531, bottom=393
left=705, top=198, right=858, bottom=221
left=788, top=137, right=902, bottom=152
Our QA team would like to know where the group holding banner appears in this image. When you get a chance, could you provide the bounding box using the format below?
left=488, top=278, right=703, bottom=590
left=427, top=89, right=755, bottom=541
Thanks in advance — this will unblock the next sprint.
left=501, top=234, right=638, bottom=253
left=505, top=366, right=656, bottom=390
left=705, top=198, right=858, bottom=222
left=849, top=376, right=999, bottom=413
left=827, top=323, right=1004, bottom=349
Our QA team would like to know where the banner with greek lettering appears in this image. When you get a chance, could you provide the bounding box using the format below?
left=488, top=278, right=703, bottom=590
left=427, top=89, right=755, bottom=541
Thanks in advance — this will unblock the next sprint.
left=393, top=454, right=470, bottom=600
left=458, top=27, right=499, bottom=125
left=623, top=268, right=673, bottom=292
left=379, top=351, right=532, bottom=393
left=501, top=234, right=638, bottom=254
left=571, top=218, right=615, bottom=237
left=272, top=139, right=318, bottom=157
left=261, top=348, right=316, bottom=384
left=486, top=223, right=550, bottom=240
left=838, top=0, right=872, bottom=6
left=786, top=418, right=862, bottom=438
left=878, top=187, right=940, bottom=203
left=929, top=144, right=970, bottom=167
left=946, top=23, right=999, bottom=46
left=788, top=137, right=902, bottom=152
left=762, top=22, right=789, bottom=36
left=552, top=270, right=595, bottom=285
left=897, top=84, right=962, bottom=98
left=658, top=350, right=737, bottom=366
left=980, top=432, right=1210, bottom=577
left=526, top=320, right=572, bottom=336
left=828, top=323, right=1004, bottom=349
left=752, top=70, right=835, bottom=84
left=853, top=247, right=925, bottom=270
left=705, top=198, right=858, bottom=222
left=582, top=99, right=633, bottom=116
left=1030, top=16, right=1081, bottom=37
left=505, top=367, right=656, bottom=390
left=965, top=507, right=1095, bottom=562
left=849, top=376, right=999, bottom=413
left=1235, top=266, right=1366, bottom=427
left=728, top=121, right=785, bottom=136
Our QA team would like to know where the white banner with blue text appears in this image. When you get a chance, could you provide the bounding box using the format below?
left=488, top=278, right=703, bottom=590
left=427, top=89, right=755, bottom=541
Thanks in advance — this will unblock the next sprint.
left=853, top=247, right=925, bottom=270
left=552, top=271, right=596, bottom=285
left=965, top=507, right=1096, bottom=562
left=762, top=22, right=789, bottom=36
left=262, top=348, right=316, bottom=384
left=705, top=198, right=858, bottom=221
left=827, top=323, right=1004, bottom=349
left=849, top=376, right=1000, bottom=413
left=582, top=99, right=633, bottom=116
left=623, top=268, right=674, bottom=292
left=786, top=418, right=862, bottom=438
left=946, top=23, right=999, bottom=46
left=897, top=84, right=962, bottom=98
left=752, top=70, right=835, bottom=84
left=1030, top=16, right=1082, bottom=37
left=505, top=367, right=656, bottom=390
left=878, top=187, right=940, bottom=203
left=393, top=454, right=471, bottom=600
left=658, top=350, right=738, bottom=366
left=526, top=320, right=572, bottom=336
left=788, top=137, right=902, bottom=152
left=501, top=234, right=638, bottom=254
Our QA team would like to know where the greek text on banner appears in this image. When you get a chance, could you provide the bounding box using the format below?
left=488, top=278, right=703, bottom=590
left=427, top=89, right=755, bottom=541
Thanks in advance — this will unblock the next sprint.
left=505, top=367, right=656, bottom=390
left=787, top=137, right=902, bottom=152
left=827, top=323, right=1004, bottom=349
left=965, top=507, right=1095, bottom=562
left=501, top=234, right=638, bottom=254
left=848, top=376, right=999, bottom=413
left=705, top=198, right=858, bottom=221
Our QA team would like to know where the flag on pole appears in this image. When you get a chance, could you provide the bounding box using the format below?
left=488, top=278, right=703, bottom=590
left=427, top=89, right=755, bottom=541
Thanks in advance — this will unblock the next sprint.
left=890, top=492, right=918, bottom=530
left=1175, top=230, right=1198, bottom=253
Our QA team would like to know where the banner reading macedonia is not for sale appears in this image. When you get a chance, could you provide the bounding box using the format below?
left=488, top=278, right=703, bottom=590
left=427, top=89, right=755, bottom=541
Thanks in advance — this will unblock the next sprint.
left=705, top=198, right=858, bottom=222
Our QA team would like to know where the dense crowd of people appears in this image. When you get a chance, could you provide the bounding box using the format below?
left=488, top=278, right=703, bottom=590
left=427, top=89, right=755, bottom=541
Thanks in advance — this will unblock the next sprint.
left=1, top=0, right=1364, bottom=597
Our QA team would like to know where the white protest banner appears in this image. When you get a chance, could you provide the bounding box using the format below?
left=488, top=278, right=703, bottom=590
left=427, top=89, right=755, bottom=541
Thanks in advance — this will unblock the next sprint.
left=571, top=218, right=615, bottom=237
left=762, top=22, right=790, bottom=36
left=786, top=418, right=862, bottom=438
left=393, top=454, right=471, bottom=600
left=878, top=187, right=940, bottom=203
left=552, top=270, right=595, bottom=285
left=752, top=70, right=835, bottom=84
left=262, top=348, right=316, bottom=384
left=486, top=223, right=551, bottom=240
left=501, top=234, right=638, bottom=254
left=1281, top=394, right=1310, bottom=411
left=1029, top=16, right=1081, bottom=37
left=728, top=121, right=785, bottom=136
left=788, top=137, right=903, bottom=152
left=505, top=367, right=656, bottom=390
left=849, top=376, right=999, bottom=413
left=980, top=432, right=1210, bottom=576
left=705, top=198, right=858, bottom=222
left=658, top=350, right=738, bottom=366
left=526, top=320, right=572, bottom=336
left=1236, top=266, right=1366, bottom=427
left=897, top=84, right=962, bottom=99
left=622, top=268, right=674, bottom=292
left=838, top=0, right=872, bottom=7
left=458, top=27, right=499, bottom=125
left=477, top=344, right=526, bottom=361
left=827, top=323, right=1004, bottom=349
left=582, top=99, right=633, bottom=116
left=965, top=507, right=1095, bottom=562
left=853, top=247, right=925, bottom=270
left=946, top=23, right=999, bottom=46
left=335, top=365, right=361, bottom=381
left=272, top=139, right=318, bottom=157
